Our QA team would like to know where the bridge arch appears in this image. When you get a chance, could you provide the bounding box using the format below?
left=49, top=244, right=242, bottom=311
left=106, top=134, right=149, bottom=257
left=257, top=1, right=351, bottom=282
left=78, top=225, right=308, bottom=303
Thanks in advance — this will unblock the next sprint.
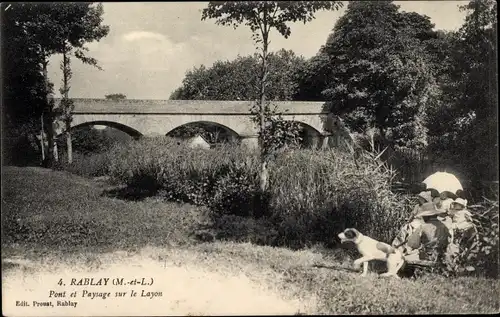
left=60, top=120, right=143, bottom=139
left=283, top=120, right=322, bottom=134
left=53, top=120, right=139, bottom=156
left=165, top=121, right=241, bottom=144
left=282, top=120, right=323, bottom=149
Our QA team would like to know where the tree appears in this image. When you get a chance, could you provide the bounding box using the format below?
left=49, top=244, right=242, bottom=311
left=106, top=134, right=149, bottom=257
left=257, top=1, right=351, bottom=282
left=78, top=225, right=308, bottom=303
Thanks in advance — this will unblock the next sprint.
left=105, top=93, right=127, bottom=101
left=6, top=3, right=109, bottom=166
left=59, top=48, right=75, bottom=163
left=294, top=52, right=333, bottom=101
left=170, top=50, right=306, bottom=101
left=1, top=3, right=48, bottom=165
left=312, top=1, right=440, bottom=151
left=427, top=0, right=497, bottom=183
left=171, top=58, right=255, bottom=100
left=202, top=1, right=343, bottom=192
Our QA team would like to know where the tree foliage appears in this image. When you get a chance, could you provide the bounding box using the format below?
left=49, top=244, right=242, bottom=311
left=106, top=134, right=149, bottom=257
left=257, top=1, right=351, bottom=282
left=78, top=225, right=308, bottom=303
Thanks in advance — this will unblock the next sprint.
left=427, top=0, right=498, bottom=182
left=1, top=3, right=46, bottom=131
left=66, top=126, right=114, bottom=155
left=17, top=3, right=109, bottom=66
left=170, top=49, right=306, bottom=101
left=304, top=1, right=440, bottom=151
left=1, top=2, right=109, bottom=165
left=201, top=1, right=342, bottom=39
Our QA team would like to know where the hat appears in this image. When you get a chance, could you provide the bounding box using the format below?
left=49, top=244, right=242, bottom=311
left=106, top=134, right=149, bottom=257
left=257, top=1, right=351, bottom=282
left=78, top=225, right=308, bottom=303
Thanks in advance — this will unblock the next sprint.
left=414, top=202, right=446, bottom=218
left=417, top=191, right=433, bottom=203
left=451, top=198, right=468, bottom=208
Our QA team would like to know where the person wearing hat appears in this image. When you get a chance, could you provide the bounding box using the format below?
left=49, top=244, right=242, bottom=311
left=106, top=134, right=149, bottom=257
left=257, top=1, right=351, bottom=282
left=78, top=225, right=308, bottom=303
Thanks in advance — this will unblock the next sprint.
left=409, top=191, right=436, bottom=227
left=391, top=191, right=435, bottom=253
left=405, top=202, right=451, bottom=262
left=449, top=198, right=472, bottom=227
left=448, top=197, right=476, bottom=247
left=439, top=198, right=473, bottom=233
left=413, top=191, right=433, bottom=213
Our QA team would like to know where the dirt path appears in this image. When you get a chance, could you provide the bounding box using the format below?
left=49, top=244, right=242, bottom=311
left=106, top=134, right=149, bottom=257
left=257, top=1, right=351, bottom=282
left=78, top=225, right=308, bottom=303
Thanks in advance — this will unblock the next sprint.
left=2, top=247, right=315, bottom=316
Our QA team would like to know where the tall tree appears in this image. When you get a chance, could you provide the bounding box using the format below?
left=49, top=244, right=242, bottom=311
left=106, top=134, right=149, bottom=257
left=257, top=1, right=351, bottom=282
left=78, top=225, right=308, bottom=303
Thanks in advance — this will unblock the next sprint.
left=7, top=3, right=109, bottom=166
left=201, top=1, right=343, bottom=192
left=304, top=1, right=440, bottom=151
left=1, top=3, right=47, bottom=165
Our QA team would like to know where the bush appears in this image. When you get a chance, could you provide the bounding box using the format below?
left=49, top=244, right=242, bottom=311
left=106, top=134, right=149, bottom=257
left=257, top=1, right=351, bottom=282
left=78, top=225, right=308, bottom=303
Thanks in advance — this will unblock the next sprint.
left=2, top=133, right=42, bottom=167
left=268, top=148, right=409, bottom=248
left=56, top=126, right=117, bottom=156
left=447, top=197, right=499, bottom=278
left=53, top=151, right=111, bottom=178
left=105, top=137, right=408, bottom=249
left=107, top=137, right=261, bottom=209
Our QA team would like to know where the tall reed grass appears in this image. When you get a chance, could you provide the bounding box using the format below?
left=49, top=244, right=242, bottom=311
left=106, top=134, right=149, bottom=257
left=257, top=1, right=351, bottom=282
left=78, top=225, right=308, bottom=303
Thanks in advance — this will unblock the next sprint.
left=268, top=148, right=408, bottom=246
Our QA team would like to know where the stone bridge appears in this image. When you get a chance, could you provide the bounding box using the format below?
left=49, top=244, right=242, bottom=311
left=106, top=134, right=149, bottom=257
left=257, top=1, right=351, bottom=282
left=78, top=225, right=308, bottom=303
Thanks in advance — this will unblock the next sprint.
left=59, top=99, right=338, bottom=148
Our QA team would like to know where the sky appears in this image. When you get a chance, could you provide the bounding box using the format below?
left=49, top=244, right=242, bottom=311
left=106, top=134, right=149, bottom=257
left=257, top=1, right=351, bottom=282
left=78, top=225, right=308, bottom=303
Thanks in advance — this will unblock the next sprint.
left=47, top=1, right=469, bottom=100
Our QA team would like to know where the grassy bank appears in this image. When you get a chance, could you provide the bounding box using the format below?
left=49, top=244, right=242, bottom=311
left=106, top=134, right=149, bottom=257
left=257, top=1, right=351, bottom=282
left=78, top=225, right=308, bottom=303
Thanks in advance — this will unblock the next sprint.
left=1, top=166, right=204, bottom=255
left=2, top=166, right=499, bottom=314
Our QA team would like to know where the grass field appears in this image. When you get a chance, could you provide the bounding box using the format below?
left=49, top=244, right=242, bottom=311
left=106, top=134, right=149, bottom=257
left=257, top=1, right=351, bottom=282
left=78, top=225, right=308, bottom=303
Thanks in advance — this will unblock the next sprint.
left=2, top=166, right=499, bottom=315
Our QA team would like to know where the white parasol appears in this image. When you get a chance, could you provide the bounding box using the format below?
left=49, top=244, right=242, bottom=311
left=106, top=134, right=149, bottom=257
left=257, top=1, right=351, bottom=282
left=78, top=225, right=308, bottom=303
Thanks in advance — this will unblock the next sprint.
left=422, top=172, right=463, bottom=195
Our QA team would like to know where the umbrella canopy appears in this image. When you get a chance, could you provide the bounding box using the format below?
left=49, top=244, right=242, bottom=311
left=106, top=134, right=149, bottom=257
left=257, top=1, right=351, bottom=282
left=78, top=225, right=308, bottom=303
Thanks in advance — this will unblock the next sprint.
left=423, top=172, right=463, bottom=195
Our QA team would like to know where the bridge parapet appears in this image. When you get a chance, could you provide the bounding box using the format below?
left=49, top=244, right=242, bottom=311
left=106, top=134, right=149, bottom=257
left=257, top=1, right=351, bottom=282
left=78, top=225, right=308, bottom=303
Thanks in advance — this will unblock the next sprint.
left=59, top=98, right=329, bottom=115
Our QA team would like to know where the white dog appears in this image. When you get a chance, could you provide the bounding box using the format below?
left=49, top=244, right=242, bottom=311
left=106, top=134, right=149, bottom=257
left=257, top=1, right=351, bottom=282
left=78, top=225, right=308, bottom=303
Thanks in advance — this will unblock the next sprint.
left=338, top=228, right=405, bottom=278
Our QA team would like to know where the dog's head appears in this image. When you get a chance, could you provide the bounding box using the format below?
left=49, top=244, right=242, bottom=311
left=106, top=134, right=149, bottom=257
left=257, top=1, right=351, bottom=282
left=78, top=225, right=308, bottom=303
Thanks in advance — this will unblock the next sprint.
left=338, top=228, right=362, bottom=244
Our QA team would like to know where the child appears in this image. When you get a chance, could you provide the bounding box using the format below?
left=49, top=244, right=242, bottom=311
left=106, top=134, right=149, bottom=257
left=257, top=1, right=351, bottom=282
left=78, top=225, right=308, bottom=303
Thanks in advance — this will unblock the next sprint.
left=448, top=198, right=474, bottom=230
left=445, top=198, right=477, bottom=265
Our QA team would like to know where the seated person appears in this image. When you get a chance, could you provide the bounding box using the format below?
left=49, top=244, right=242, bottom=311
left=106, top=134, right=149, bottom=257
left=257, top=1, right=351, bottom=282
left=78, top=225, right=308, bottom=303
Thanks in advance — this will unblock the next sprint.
left=411, top=191, right=434, bottom=218
left=448, top=198, right=474, bottom=230
left=434, top=191, right=456, bottom=213
left=444, top=198, right=478, bottom=264
left=405, top=202, right=451, bottom=263
left=392, top=191, right=434, bottom=252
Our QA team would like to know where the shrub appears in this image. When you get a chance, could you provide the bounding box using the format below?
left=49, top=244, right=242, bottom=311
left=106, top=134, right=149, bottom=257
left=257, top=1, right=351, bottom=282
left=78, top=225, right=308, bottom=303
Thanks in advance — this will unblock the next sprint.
left=444, top=197, right=499, bottom=278
left=55, top=151, right=111, bottom=178
left=2, top=132, right=42, bottom=167
left=268, top=148, right=409, bottom=248
left=107, top=138, right=261, bottom=209
left=107, top=137, right=178, bottom=189
left=56, top=126, right=120, bottom=156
